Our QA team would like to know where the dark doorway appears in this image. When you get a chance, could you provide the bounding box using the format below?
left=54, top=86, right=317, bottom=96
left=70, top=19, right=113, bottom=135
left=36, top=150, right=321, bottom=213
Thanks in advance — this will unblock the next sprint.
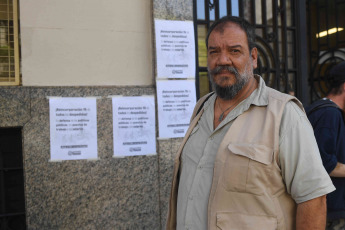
left=0, top=128, right=26, bottom=230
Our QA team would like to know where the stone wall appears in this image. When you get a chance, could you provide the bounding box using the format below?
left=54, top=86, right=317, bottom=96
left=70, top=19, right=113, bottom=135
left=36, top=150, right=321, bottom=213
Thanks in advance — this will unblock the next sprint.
left=1, top=86, right=163, bottom=229
left=0, top=0, right=194, bottom=229
left=153, top=0, right=193, bottom=228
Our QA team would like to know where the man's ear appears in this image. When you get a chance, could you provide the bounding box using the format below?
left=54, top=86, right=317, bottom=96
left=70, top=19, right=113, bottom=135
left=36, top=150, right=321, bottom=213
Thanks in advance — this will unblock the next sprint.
left=251, top=47, right=258, bottom=69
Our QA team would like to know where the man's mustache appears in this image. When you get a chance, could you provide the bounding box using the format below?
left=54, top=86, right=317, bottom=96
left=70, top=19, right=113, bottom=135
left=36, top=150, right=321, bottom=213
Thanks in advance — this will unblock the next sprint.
left=209, top=66, right=239, bottom=76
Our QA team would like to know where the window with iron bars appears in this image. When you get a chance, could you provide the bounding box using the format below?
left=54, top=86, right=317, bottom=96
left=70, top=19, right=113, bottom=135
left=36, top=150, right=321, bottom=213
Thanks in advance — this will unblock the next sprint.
left=0, top=0, right=20, bottom=86
left=194, top=0, right=303, bottom=102
left=194, top=0, right=240, bottom=98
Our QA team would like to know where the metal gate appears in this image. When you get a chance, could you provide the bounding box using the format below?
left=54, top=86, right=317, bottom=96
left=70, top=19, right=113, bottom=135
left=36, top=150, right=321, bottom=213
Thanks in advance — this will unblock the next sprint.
left=307, top=0, right=345, bottom=102
left=194, top=0, right=308, bottom=103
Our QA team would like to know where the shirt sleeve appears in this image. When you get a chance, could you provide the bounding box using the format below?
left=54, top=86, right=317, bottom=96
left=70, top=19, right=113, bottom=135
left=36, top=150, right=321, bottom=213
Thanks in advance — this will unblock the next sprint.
left=279, top=101, right=335, bottom=204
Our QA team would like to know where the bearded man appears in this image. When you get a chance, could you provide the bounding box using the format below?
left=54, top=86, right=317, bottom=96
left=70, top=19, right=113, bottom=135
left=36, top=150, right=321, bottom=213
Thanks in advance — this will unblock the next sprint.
left=166, top=16, right=335, bottom=230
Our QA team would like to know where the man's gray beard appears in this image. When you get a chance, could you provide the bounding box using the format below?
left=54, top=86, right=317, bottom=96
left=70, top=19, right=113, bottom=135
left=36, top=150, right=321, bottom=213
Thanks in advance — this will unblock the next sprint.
left=209, top=65, right=251, bottom=100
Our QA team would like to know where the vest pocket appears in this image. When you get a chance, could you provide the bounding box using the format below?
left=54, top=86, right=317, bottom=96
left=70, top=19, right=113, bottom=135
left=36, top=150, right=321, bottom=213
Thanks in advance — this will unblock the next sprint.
left=222, top=143, right=273, bottom=195
left=216, top=212, right=277, bottom=230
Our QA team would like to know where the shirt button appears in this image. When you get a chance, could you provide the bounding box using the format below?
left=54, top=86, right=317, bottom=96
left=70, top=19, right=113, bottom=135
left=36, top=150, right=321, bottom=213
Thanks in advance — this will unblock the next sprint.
left=188, top=195, right=193, bottom=200
left=210, top=136, right=214, bottom=140
left=198, top=165, right=202, bottom=169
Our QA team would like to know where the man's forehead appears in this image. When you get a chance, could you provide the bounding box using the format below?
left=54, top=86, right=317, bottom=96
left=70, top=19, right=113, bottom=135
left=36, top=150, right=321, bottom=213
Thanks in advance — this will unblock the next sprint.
left=208, top=22, right=248, bottom=48
left=212, top=21, right=243, bottom=35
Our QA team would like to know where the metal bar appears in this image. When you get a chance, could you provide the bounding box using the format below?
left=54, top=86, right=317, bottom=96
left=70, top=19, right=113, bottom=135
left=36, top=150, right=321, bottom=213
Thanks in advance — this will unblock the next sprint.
left=311, top=0, right=323, bottom=99
left=316, top=1, right=321, bottom=58
left=196, top=20, right=209, bottom=25
left=194, top=0, right=201, bottom=99
left=199, top=67, right=208, bottom=72
left=307, top=0, right=313, bottom=101
left=281, top=0, right=289, bottom=93
left=12, top=0, right=19, bottom=85
left=290, top=0, right=297, bottom=95
left=4, top=0, right=10, bottom=84
left=296, top=0, right=309, bottom=104
left=250, top=1, right=254, bottom=24
left=239, top=0, right=244, bottom=18
left=325, top=1, right=330, bottom=49
left=0, top=26, right=14, bottom=29
left=0, top=213, right=25, bottom=218
left=206, top=0, right=210, bottom=28
left=205, top=0, right=212, bottom=93
left=335, top=0, right=340, bottom=47
left=252, top=0, right=256, bottom=25
left=0, top=10, right=14, bottom=13
left=227, top=0, right=231, bottom=16
left=215, top=0, right=219, bottom=20
left=262, top=0, right=268, bottom=41
left=272, top=0, right=280, bottom=90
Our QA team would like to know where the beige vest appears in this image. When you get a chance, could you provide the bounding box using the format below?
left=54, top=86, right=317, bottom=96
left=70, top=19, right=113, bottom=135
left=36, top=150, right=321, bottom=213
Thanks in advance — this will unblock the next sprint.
left=166, top=88, right=304, bottom=230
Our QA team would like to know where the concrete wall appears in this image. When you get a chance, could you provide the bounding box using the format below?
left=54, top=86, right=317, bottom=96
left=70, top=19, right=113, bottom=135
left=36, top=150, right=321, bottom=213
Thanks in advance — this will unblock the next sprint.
left=0, top=0, right=193, bottom=229
left=20, top=0, right=153, bottom=86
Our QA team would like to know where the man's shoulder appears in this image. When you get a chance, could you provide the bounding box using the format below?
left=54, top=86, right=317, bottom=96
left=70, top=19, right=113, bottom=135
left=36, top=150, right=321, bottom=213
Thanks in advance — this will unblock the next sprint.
left=305, top=99, right=340, bottom=117
left=190, top=92, right=215, bottom=121
left=265, top=86, right=295, bottom=101
left=306, top=99, right=344, bottom=129
left=263, top=86, right=304, bottom=112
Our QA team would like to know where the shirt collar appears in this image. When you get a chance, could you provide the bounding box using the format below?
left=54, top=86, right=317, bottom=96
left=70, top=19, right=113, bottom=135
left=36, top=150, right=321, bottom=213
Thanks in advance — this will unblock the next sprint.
left=199, top=75, right=269, bottom=131
left=250, top=75, right=269, bottom=107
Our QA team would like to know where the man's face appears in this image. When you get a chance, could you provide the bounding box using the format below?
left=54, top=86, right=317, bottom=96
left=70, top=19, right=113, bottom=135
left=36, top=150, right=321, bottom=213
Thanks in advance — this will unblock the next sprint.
left=207, top=22, right=258, bottom=99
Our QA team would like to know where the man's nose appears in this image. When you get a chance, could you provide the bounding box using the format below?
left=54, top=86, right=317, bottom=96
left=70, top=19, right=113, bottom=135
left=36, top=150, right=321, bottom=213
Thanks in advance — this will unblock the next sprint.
left=217, top=52, right=232, bottom=66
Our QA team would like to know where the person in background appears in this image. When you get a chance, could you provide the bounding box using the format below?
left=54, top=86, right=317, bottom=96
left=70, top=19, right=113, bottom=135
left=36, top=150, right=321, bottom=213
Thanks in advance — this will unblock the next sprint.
left=307, top=61, right=345, bottom=230
left=166, top=15, right=335, bottom=230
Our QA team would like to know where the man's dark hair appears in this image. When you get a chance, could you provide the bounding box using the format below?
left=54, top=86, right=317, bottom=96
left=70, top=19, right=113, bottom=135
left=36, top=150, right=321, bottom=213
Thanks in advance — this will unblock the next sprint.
left=328, top=84, right=344, bottom=95
left=205, top=16, right=256, bottom=51
left=327, top=61, right=345, bottom=95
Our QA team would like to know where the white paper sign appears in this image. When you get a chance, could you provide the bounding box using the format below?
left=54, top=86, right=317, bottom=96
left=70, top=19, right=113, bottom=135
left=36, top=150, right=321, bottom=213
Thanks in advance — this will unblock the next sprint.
left=155, top=19, right=195, bottom=79
left=112, top=96, right=156, bottom=157
left=49, top=97, right=98, bottom=161
left=157, top=80, right=196, bottom=138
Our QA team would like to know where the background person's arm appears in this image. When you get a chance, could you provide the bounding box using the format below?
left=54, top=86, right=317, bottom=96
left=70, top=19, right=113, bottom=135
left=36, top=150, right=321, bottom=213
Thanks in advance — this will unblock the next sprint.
left=296, top=195, right=327, bottom=230
left=329, top=162, right=345, bottom=177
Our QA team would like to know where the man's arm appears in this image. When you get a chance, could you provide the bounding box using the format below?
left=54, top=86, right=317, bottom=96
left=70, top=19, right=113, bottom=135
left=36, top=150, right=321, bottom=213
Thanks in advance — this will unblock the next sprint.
left=296, top=195, right=327, bottom=230
left=329, top=162, right=345, bottom=177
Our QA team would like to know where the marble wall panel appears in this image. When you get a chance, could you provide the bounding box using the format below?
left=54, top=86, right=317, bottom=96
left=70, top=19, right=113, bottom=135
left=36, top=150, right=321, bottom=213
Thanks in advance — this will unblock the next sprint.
left=0, top=86, right=163, bottom=229
left=153, top=0, right=193, bottom=20
left=152, top=0, right=194, bottom=227
left=0, top=87, right=31, bottom=127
